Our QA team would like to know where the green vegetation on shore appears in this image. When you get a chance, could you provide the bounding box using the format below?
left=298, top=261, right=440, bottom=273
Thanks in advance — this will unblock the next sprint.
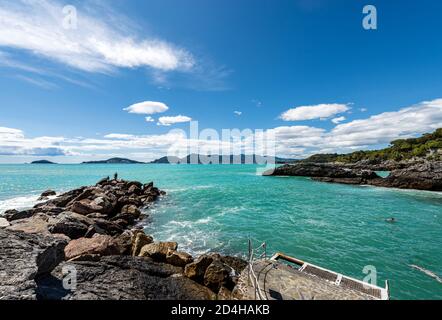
left=303, top=128, right=442, bottom=163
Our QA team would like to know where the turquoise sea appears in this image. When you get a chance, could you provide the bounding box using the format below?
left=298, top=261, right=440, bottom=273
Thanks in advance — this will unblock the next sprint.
left=0, top=164, right=441, bottom=300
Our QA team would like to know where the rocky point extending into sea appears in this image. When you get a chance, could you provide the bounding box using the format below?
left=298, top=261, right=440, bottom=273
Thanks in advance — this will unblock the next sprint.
left=0, top=178, right=247, bottom=300
left=265, top=161, right=442, bottom=191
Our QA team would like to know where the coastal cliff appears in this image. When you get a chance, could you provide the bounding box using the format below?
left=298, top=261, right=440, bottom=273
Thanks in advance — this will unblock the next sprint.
left=0, top=178, right=246, bottom=300
left=265, top=161, right=442, bottom=191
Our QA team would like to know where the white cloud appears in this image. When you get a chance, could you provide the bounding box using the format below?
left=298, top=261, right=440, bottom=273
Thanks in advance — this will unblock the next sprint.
left=234, top=111, right=242, bottom=116
left=326, top=98, right=442, bottom=148
left=280, top=103, right=350, bottom=121
left=360, top=108, right=368, bottom=112
left=331, top=116, right=346, bottom=124
left=124, top=101, right=169, bottom=115
left=157, top=115, right=192, bottom=126
left=103, top=134, right=136, bottom=140
left=2, top=99, right=442, bottom=161
left=0, top=0, right=194, bottom=73
left=145, top=116, right=155, bottom=122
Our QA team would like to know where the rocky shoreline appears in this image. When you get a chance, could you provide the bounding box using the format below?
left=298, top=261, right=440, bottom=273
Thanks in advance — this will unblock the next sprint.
left=0, top=178, right=247, bottom=300
left=265, top=161, right=442, bottom=191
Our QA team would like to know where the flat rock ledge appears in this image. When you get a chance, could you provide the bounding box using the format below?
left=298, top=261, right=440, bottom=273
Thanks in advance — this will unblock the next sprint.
left=0, top=178, right=247, bottom=300
left=265, top=161, right=442, bottom=191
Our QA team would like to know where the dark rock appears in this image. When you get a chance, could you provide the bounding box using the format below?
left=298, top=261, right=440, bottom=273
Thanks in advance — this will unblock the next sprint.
left=96, top=177, right=110, bottom=186
left=204, top=260, right=232, bottom=293
left=48, top=212, right=94, bottom=239
left=370, top=161, right=442, bottom=191
left=220, top=256, right=248, bottom=275
left=184, top=254, right=219, bottom=284
left=44, top=187, right=86, bottom=208
left=3, top=209, right=35, bottom=222
left=0, top=228, right=67, bottom=300
left=266, top=163, right=379, bottom=181
left=36, top=256, right=215, bottom=300
left=128, top=184, right=141, bottom=195
left=121, top=204, right=141, bottom=219
left=91, top=218, right=124, bottom=236
left=40, top=190, right=56, bottom=198
left=113, top=231, right=133, bottom=255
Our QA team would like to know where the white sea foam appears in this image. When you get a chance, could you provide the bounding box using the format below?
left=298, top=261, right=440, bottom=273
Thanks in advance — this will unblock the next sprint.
left=165, top=185, right=214, bottom=193
left=0, top=195, right=39, bottom=215
left=0, top=194, right=57, bottom=215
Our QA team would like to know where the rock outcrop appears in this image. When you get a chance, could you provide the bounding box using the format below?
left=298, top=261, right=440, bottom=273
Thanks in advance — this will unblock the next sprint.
left=266, top=162, right=442, bottom=191
left=36, top=256, right=216, bottom=300
left=0, top=228, right=67, bottom=300
left=370, top=161, right=442, bottom=191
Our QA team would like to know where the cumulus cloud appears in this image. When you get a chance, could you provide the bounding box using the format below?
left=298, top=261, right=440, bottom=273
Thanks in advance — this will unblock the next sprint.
left=234, top=111, right=242, bottom=116
left=145, top=116, right=155, bottom=122
left=157, top=115, right=192, bottom=126
left=124, top=101, right=169, bottom=115
left=280, top=103, right=350, bottom=121
left=331, top=116, right=346, bottom=124
left=0, top=0, right=194, bottom=73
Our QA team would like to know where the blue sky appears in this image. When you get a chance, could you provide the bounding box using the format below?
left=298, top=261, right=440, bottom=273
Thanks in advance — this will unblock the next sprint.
left=1, top=0, right=442, bottom=163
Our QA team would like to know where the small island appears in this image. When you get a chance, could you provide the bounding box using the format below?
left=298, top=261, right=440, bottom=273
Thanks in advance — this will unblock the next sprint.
left=31, top=160, right=56, bottom=164
left=82, top=158, right=144, bottom=164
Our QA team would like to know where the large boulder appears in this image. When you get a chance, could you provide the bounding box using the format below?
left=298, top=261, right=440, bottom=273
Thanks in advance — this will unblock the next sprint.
left=43, top=187, right=86, bottom=208
left=131, top=232, right=153, bottom=256
left=48, top=212, right=94, bottom=239
left=121, top=204, right=141, bottom=219
left=64, top=235, right=120, bottom=260
left=36, top=256, right=215, bottom=300
left=166, top=250, right=194, bottom=267
left=184, top=253, right=220, bottom=284
left=6, top=213, right=56, bottom=236
left=70, top=194, right=115, bottom=215
left=3, top=209, right=35, bottom=222
left=204, top=260, right=232, bottom=293
left=0, top=228, right=67, bottom=300
left=220, top=256, right=248, bottom=275
left=39, top=190, right=56, bottom=200
left=138, top=242, right=178, bottom=261
left=71, top=199, right=103, bottom=215
left=113, top=231, right=133, bottom=255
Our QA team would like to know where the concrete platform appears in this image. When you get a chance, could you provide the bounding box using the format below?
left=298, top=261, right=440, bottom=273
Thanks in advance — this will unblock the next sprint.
left=234, top=260, right=379, bottom=300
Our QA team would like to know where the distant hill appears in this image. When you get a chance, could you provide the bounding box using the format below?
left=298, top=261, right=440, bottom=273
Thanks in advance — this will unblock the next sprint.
left=302, top=128, right=442, bottom=164
left=150, top=154, right=298, bottom=164
left=31, top=160, right=56, bottom=164
left=82, top=158, right=144, bottom=164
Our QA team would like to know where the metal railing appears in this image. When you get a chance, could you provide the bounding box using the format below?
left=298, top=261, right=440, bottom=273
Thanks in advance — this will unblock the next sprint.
left=247, top=239, right=268, bottom=300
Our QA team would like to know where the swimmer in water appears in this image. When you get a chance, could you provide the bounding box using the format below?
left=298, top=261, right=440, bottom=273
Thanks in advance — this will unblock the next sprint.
left=386, top=217, right=396, bottom=223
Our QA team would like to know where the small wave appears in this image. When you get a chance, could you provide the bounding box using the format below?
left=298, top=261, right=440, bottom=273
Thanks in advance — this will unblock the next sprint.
left=0, top=195, right=40, bottom=215
left=165, top=185, right=215, bottom=193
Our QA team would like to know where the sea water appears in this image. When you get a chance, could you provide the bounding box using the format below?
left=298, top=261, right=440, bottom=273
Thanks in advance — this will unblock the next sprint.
left=0, top=164, right=441, bottom=299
